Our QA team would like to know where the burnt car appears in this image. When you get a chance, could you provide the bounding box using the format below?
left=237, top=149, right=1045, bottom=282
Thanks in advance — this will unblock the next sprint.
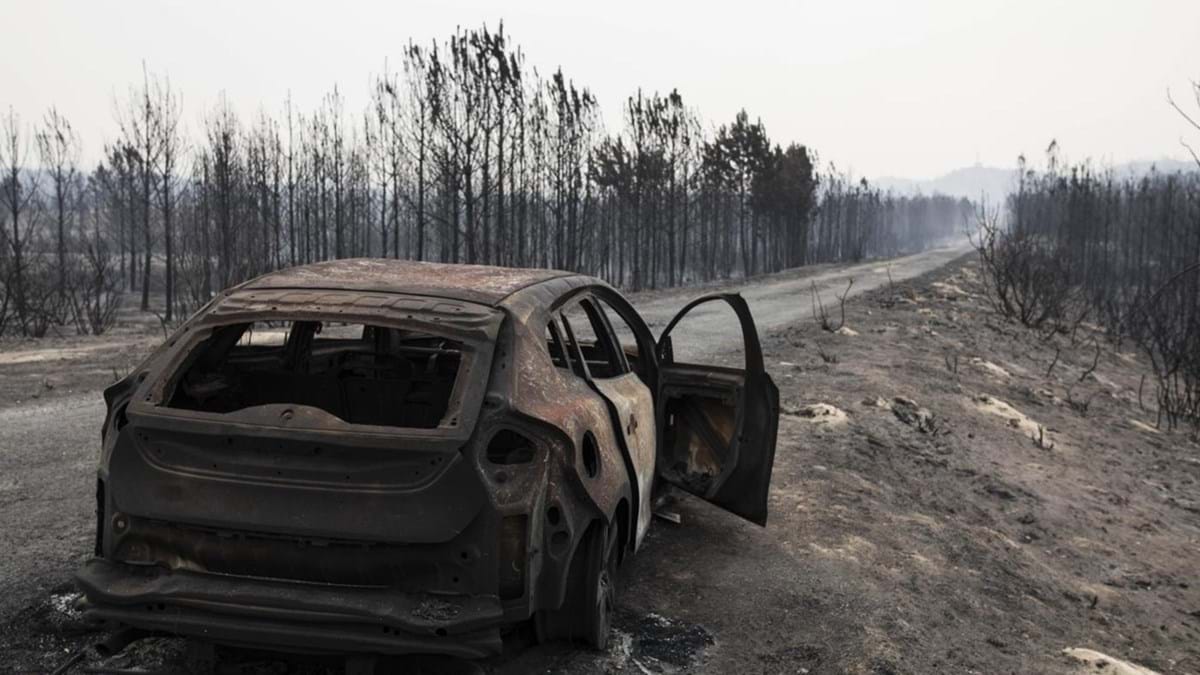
left=76, top=259, right=779, bottom=659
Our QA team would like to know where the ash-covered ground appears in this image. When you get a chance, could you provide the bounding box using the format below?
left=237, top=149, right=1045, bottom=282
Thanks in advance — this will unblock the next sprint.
left=2, top=251, right=1197, bottom=674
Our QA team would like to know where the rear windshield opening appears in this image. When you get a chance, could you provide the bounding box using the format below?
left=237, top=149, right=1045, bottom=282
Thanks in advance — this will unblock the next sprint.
left=166, top=320, right=462, bottom=429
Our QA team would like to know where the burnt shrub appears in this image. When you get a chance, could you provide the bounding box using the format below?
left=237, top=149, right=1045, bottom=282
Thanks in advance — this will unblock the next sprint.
left=973, top=209, right=1077, bottom=331
left=980, top=149, right=1200, bottom=437
left=1127, top=263, right=1200, bottom=433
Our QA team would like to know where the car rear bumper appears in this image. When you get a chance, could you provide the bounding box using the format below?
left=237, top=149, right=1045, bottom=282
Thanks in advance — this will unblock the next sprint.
left=75, top=558, right=505, bottom=658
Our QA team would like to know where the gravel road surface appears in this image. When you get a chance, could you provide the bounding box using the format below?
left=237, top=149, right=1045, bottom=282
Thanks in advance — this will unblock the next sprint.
left=635, top=238, right=972, bottom=357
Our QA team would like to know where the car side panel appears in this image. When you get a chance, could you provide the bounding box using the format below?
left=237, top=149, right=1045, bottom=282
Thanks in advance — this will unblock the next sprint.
left=591, top=373, right=655, bottom=550
left=502, top=316, right=629, bottom=521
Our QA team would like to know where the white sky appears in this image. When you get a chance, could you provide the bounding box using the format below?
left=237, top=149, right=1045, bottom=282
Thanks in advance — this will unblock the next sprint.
left=2, top=0, right=1198, bottom=178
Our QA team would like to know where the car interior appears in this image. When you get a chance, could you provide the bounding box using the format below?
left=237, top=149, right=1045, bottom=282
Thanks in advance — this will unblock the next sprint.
left=166, top=320, right=462, bottom=428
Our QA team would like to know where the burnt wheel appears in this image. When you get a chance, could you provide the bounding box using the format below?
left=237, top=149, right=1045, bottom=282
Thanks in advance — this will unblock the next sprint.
left=535, top=521, right=618, bottom=650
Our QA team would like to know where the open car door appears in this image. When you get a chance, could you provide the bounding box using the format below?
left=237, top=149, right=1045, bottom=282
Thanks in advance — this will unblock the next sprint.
left=654, top=293, right=779, bottom=526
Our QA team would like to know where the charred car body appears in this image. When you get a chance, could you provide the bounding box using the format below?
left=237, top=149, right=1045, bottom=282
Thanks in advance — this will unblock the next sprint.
left=76, top=259, right=779, bottom=658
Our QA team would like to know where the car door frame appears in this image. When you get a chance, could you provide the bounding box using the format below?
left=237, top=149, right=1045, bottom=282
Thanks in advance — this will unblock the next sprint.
left=653, top=292, right=779, bottom=526
left=550, top=288, right=660, bottom=551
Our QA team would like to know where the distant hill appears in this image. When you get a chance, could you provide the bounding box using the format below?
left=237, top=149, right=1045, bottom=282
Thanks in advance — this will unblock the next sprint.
left=874, top=166, right=1015, bottom=207
left=874, top=159, right=1197, bottom=207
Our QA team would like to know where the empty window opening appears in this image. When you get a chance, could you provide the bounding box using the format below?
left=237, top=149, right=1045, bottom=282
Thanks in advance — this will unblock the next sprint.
left=560, top=299, right=626, bottom=379
left=546, top=321, right=571, bottom=370
left=556, top=315, right=590, bottom=379
left=166, top=320, right=462, bottom=429
left=591, top=296, right=645, bottom=381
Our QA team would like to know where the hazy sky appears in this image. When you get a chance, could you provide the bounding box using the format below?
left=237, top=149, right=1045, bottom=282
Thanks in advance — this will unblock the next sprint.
left=2, top=0, right=1198, bottom=178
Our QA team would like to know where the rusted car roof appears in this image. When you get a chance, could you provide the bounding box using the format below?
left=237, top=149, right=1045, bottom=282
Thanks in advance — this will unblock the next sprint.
left=239, top=258, right=577, bottom=306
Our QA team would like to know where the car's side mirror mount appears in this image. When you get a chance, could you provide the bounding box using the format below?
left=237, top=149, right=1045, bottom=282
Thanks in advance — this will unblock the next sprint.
left=658, top=335, right=674, bottom=364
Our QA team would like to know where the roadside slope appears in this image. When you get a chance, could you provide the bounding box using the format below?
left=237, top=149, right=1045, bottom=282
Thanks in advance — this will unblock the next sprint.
left=506, top=254, right=1198, bottom=674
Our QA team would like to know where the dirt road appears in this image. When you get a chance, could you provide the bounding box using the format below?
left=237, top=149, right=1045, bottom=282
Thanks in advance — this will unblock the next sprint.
left=632, top=238, right=973, bottom=355
left=8, top=239, right=1190, bottom=674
